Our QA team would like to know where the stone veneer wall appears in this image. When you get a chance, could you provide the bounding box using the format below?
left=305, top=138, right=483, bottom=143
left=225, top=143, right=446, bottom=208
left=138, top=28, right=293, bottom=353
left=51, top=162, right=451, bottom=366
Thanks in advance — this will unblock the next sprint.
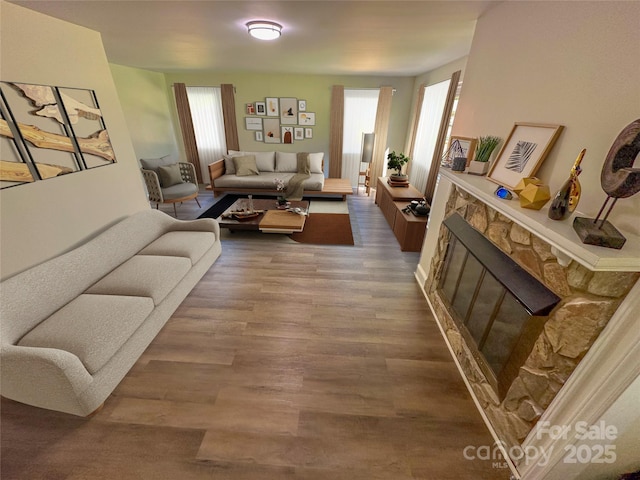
left=424, top=186, right=639, bottom=463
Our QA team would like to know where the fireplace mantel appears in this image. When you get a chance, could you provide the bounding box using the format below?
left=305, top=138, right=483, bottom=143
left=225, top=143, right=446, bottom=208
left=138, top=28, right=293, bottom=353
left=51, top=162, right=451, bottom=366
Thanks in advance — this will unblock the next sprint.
left=437, top=169, right=640, bottom=272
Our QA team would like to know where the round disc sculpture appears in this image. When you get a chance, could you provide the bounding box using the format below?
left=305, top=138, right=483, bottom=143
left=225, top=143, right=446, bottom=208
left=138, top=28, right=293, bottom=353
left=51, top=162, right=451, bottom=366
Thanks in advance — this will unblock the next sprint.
left=573, top=119, right=640, bottom=249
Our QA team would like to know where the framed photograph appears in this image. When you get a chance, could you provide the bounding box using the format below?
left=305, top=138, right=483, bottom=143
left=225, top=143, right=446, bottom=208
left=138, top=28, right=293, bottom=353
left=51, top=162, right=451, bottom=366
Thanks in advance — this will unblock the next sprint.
left=488, top=122, right=564, bottom=189
left=246, top=103, right=255, bottom=115
left=279, top=97, right=297, bottom=125
left=255, top=101, right=266, bottom=115
left=298, top=100, right=306, bottom=112
left=305, top=128, right=313, bottom=139
left=298, top=112, right=315, bottom=126
left=263, top=118, right=281, bottom=143
left=255, top=131, right=263, bottom=142
left=266, top=97, right=279, bottom=117
left=281, top=126, right=294, bottom=144
left=294, top=127, right=304, bottom=141
left=245, top=117, right=262, bottom=131
left=442, top=136, right=477, bottom=168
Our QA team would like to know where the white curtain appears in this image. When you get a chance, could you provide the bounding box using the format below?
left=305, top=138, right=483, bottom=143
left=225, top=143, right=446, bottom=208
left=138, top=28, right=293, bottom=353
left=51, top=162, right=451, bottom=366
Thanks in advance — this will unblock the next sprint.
left=342, top=89, right=379, bottom=187
left=409, top=79, right=451, bottom=192
left=185, top=86, right=227, bottom=182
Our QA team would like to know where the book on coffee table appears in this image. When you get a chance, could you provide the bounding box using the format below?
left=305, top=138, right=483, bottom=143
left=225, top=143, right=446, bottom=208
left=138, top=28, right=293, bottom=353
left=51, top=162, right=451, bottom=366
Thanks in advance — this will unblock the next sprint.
left=260, top=210, right=307, bottom=233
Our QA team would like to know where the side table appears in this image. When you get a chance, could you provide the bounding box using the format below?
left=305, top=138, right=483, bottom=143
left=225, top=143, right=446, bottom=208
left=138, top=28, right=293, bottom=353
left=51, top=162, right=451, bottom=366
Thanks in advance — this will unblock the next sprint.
left=375, top=177, right=428, bottom=251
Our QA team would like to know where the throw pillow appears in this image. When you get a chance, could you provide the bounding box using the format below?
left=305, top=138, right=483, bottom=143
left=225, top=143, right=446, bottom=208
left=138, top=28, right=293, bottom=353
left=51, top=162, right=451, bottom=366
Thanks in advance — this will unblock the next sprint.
left=309, top=152, right=324, bottom=174
left=244, top=151, right=276, bottom=172
left=234, top=155, right=259, bottom=176
left=275, top=152, right=298, bottom=172
left=223, top=154, right=238, bottom=175
left=140, top=155, right=174, bottom=174
left=157, top=163, right=184, bottom=187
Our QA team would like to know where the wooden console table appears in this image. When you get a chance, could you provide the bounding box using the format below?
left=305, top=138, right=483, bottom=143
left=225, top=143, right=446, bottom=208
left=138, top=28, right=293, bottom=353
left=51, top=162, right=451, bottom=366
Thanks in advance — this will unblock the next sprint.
left=375, top=177, right=428, bottom=251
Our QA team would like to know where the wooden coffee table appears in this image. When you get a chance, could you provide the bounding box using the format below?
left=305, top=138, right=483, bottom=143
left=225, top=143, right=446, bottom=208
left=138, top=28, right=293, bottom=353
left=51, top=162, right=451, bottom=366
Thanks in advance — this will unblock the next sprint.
left=218, top=198, right=309, bottom=233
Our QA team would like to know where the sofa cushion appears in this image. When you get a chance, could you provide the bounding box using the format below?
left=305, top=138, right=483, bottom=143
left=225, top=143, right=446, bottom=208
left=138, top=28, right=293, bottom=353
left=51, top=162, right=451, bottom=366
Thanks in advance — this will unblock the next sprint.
left=276, top=152, right=323, bottom=173
left=247, top=151, right=276, bottom=172
left=213, top=172, right=325, bottom=191
left=18, top=294, right=154, bottom=375
left=86, top=255, right=192, bottom=306
left=161, top=182, right=198, bottom=200
left=234, top=155, right=259, bottom=176
left=276, top=152, right=298, bottom=173
left=157, top=163, right=184, bottom=188
left=138, top=231, right=215, bottom=265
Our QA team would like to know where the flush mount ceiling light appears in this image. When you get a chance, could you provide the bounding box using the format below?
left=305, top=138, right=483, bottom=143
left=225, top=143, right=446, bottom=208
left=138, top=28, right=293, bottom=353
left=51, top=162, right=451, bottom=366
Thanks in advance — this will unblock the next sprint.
left=246, top=21, right=282, bottom=41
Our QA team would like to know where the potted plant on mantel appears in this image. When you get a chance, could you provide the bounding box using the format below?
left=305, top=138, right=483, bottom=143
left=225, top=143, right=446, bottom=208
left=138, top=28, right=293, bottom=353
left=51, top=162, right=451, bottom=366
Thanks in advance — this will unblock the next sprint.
left=468, top=135, right=501, bottom=175
left=387, top=151, right=410, bottom=183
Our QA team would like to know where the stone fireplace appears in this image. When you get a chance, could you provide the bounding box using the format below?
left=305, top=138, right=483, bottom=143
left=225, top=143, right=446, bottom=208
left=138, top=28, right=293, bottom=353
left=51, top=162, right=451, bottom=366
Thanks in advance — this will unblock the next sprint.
left=438, top=212, right=560, bottom=400
left=418, top=170, right=640, bottom=474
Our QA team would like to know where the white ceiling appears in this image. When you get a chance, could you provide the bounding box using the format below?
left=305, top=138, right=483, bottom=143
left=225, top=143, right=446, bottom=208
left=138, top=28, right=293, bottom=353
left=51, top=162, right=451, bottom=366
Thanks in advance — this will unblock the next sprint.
left=8, top=0, right=499, bottom=76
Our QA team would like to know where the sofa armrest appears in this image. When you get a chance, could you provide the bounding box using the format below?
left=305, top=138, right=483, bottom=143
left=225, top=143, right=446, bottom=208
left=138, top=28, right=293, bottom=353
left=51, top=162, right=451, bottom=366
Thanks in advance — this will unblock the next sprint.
left=141, top=168, right=164, bottom=203
left=168, top=217, right=220, bottom=239
left=1, top=344, right=94, bottom=414
left=208, top=159, right=225, bottom=182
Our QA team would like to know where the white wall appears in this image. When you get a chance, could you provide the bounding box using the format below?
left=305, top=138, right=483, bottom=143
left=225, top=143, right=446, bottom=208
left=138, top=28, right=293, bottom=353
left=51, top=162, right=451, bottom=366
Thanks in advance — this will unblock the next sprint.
left=0, top=2, right=149, bottom=280
left=429, top=3, right=640, bottom=478
left=453, top=0, right=640, bottom=236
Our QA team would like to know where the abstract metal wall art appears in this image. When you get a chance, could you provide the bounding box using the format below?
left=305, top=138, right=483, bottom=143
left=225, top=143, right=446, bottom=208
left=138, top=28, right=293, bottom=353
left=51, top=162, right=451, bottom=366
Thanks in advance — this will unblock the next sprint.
left=0, top=81, right=116, bottom=189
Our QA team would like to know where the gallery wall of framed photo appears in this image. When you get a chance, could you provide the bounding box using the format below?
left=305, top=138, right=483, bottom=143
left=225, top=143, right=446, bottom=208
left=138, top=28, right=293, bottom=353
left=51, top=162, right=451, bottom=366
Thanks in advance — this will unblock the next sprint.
left=244, top=97, right=315, bottom=144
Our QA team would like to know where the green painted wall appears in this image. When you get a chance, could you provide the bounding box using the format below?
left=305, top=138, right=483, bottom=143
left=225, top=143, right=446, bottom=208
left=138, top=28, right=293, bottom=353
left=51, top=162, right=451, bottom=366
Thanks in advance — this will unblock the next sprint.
left=109, top=64, right=180, bottom=162
left=163, top=71, right=416, bottom=167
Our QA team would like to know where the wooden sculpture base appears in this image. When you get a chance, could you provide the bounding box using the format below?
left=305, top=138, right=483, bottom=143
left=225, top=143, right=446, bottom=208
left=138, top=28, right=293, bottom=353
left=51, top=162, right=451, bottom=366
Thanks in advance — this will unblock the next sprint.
left=573, top=216, right=626, bottom=249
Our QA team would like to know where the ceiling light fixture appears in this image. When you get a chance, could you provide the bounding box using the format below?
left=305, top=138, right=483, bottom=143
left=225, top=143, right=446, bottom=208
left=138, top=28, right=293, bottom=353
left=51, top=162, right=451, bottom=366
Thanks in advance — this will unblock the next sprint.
left=246, top=21, right=282, bottom=41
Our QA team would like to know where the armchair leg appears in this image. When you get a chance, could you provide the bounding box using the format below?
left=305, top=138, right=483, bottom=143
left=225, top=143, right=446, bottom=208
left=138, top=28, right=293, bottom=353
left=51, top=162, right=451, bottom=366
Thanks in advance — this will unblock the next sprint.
left=173, top=204, right=177, bottom=217
left=195, top=197, right=201, bottom=208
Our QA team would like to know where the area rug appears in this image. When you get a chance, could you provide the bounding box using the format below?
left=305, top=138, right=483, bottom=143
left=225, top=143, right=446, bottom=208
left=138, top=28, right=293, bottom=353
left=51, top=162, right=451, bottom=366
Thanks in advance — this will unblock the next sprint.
left=290, top=213, right=354, bottom=245
left=197, top=193, right=336, bottom=219
left=198, top=194, right=268, bottom=219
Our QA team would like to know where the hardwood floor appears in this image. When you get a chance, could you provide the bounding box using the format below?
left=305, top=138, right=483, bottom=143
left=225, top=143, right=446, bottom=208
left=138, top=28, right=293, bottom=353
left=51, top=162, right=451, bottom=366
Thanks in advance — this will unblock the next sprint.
left=1, top=187, right=509, bottom=480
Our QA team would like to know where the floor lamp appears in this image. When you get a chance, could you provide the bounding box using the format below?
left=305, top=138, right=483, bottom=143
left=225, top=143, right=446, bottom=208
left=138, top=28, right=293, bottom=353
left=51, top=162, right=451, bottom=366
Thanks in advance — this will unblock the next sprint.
left=359, top=133, right=375, bottom=195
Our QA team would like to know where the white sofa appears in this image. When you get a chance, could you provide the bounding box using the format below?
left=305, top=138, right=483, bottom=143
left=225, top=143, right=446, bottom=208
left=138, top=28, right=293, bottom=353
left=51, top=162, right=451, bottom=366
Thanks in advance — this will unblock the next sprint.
left=0, top=209, right=221, bottom=416
left=208, top=150, right=325, bottom=197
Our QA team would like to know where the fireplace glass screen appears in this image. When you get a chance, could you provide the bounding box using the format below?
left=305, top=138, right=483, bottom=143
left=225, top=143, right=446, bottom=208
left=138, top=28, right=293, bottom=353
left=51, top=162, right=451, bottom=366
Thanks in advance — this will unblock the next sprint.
left=438, top=214, right=559, bottom=397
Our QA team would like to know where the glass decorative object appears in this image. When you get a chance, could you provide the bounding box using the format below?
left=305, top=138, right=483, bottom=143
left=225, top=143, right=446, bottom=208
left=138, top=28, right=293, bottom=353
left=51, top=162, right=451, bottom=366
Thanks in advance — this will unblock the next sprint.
left=548, top=149, right=585, bottom=220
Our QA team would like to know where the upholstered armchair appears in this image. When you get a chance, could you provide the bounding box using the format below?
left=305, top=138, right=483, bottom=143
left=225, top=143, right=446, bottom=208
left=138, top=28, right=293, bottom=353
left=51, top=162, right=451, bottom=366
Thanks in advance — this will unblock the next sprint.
left=140, top=157, right=201, bottom=217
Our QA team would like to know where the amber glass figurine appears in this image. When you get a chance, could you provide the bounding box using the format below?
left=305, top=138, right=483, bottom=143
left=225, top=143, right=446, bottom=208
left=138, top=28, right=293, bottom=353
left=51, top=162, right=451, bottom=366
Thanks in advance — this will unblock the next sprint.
left=548, top=149, right=586, bottom=220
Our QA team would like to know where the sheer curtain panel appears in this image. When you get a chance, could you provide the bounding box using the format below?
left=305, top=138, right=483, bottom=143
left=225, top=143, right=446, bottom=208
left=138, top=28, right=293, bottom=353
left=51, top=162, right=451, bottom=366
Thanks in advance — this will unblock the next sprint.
left=408, top=79, right=451, bottom=193
left=185, top=86, right=227, bottom=183
left=342, top=89, right=379, bottom=187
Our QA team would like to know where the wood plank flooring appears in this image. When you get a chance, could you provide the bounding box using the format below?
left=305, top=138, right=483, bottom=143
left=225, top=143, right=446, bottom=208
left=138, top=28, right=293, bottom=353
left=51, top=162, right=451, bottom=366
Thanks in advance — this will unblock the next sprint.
left=1, top=187, right=510, bottom=480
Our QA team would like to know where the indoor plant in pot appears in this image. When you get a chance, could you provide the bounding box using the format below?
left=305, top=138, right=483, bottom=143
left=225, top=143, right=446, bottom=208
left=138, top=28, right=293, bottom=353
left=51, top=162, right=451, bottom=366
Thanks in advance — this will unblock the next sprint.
left=387, top=151, right=410, bottom=182
left=469, top=135, right=501, bottom=175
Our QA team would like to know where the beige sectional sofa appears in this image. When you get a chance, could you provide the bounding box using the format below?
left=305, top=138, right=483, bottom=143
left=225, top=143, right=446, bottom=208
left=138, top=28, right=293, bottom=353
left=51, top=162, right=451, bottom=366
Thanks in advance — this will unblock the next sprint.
left=208, top=150, right=326, bottom=197
left=0, top=209, right=221, bottom=416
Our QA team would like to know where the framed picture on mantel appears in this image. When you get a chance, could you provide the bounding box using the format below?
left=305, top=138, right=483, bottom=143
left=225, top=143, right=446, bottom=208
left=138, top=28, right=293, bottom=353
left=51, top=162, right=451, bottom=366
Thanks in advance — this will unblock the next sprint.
left=488, top=122, right=564, bottom=190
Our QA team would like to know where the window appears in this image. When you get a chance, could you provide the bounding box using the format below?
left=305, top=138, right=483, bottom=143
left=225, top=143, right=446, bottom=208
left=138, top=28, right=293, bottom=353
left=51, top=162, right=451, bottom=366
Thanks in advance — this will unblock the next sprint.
left=342, top=89, right=379, bottom=187
left=185, top=86, right=227, bottom=182
left=409, top=79, right=451, bottom=192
